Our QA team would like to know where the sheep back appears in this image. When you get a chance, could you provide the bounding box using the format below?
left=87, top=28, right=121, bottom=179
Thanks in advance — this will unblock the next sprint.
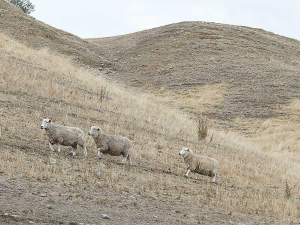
left=184, top=153, right=218, bottom=178
left=46, top=124, right=85, bottom=147
left=94, top=134, right=131, bottom=156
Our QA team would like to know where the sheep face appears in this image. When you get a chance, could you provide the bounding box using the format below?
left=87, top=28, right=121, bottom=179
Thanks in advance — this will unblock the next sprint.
left=88, top=126, right=103, bottom=138
left=179, top=147, right=191, bottom=156
left=41, top=118, right=52, bottom=129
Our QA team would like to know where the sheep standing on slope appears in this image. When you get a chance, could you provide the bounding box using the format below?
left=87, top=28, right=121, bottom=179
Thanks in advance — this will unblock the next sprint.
left=88, top=126, right=132, bottom=165
left=41, top=118, right=87, bottom=157
left=179, top=147, right=218, bottom=183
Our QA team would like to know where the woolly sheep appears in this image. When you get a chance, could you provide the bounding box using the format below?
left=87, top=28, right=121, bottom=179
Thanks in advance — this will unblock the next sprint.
left=88, top=126, right=132, bottom=165
left=41, top=118, right=87, bottom=157
left=179, top=147, right=218, bottom=183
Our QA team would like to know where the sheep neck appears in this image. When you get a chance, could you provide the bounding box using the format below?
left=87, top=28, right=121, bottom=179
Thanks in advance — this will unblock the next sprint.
left=183, top=152, right=196, bottom=166
left=95, top=132, right=105, bottom=141
left=183, top=152, right=194, bottom=160
left=44, top=123, right=58, bottom=135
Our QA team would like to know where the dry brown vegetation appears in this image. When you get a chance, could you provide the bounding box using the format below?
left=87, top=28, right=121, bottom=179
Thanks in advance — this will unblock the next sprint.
left=0, top=0, right=110, bottom=68
left=1, top=31, right=300, bottom=224
left=88, top=21, right=300, bottom=121
left=1, top=0, right=300, bottom=224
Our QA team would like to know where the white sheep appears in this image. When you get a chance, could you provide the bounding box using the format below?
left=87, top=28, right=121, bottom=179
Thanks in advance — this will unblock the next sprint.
left=179, top=147, right=218, bottom=183
left=88, top=126, right=132, bottom=165
left=41, top=118, right=87, bottom=157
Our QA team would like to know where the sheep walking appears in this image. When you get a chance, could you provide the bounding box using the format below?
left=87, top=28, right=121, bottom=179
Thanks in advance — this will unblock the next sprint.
left=41, top=118, right=87, bottom=157
left=179, top=147, right=218, bottom=183
left=88, top=126, right=132, bottom=165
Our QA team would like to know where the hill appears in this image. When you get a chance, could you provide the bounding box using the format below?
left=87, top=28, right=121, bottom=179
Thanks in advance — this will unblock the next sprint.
left=2, top=32, right=291, bottom=224
left=0, top=0, right=111, bottom=69
left=88, top=21, right=300, bottom=121
left=1, top=1, right=300, bottom=224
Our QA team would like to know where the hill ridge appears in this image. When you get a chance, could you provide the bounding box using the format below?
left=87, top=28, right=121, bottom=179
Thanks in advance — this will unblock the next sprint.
left=1, top=1, right=300, bottom=224
left=0, top=0, right=111, bottom=69
left=87, top=21, right=300, bottom=120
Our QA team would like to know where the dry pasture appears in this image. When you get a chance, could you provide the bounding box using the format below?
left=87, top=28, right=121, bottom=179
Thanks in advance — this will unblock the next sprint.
left=1, top=32, right=300, bottom=224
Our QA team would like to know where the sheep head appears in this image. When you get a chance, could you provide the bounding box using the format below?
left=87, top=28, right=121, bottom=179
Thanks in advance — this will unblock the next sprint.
left=179, top=147, right=192, bottom=156
left=88, top=126, right=103, bottom=138
left=41, top=118, right=52, bottom=129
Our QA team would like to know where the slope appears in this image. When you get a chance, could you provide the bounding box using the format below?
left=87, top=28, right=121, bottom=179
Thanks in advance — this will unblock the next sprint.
left=1, top=32, right=294, bottom=224
left=1, top=1, right=300, bottom=223
left=0, top=0, right=111, bottom=69
left=88, top=21, right=300, bottom=120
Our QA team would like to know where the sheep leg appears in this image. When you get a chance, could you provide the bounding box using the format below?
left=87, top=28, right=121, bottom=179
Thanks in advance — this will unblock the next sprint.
left=97, top=149, right=102, bottom=159
left=121, top=157, right=127, bottom=164
left=49, top=142, right=55, bottom=151
left=71, top=145, right=77, bottom=156
left=57, top=137, right=63, bottom=152
left=81, top=144, right=87, bottom=157
left=127, top=154, right=132, bottom=165
left=194, top=173, right=198, bottom=180
left=121, top=152, right=131, bottom=165
left=212, top=173, right=216, bottom=183
left=185, top=169, right=191, bottom=177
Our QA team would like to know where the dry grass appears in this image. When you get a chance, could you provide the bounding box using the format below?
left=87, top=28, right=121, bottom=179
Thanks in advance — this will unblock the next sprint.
left=198, top=116, right=208, bottom=141
left=149, top=83, right=228, bottom=114
left=88, top=21, right=300, bottom=121
left=1, top=32, right=300, bottom=223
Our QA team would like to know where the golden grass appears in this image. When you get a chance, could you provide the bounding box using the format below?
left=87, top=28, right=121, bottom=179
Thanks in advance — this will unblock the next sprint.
left=150, top=83, right=228, bottom=114
left=1, top=32, right=300, bottom=222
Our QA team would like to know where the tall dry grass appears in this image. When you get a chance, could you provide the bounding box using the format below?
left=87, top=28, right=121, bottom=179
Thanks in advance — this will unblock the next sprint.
left=1, top=32, right=300, bottom=222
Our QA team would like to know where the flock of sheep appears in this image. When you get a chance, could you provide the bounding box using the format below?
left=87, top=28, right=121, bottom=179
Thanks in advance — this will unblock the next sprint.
left=41, top=117, right=219, bottom=183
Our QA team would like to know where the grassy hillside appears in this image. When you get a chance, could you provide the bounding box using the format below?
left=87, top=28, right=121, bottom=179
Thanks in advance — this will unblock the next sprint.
left=0, top=0, right=111, bottom=69
left=1, top=32, right=300, bottom=224
left=1, top=0, right=300, bottom=223
left=88, top=21, right=300, bottom=121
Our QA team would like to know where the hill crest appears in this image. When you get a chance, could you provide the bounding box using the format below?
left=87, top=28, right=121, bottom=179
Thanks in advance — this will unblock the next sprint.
left=0, top=0, right=111, bottom=68
left=87, top=21, right=300, bottom=120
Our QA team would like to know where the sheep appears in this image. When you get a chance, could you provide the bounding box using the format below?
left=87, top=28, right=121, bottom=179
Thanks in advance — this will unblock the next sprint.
left=88, top=126, right=132, bottom=165
left=179, top=147, right=218, bottom=183
left=40, top=118, right=87, bottom=157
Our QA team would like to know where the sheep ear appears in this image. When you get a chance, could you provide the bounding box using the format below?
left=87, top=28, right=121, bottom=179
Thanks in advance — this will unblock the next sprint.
left=41, top=117, right=45, bottom=120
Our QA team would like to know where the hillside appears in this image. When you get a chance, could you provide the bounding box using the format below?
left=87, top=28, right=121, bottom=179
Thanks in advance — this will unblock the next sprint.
left=0, top=0, right=111, bottom=69
left=1, top=1, right=300, bottom=224
left=88, top=21, right=300, bottom=120
left=2, top=32, right=295, bottom=224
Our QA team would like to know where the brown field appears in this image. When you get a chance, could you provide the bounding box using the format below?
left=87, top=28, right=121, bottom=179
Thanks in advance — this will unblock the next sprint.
left=88, top=21, right=300, bottom=121
left=1, top=1, right=300, bottom=224
left=1, top=33, right=300, bottom=224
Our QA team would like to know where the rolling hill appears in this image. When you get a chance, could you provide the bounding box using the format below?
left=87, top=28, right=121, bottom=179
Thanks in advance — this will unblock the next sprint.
left=88, top=21, right=300, bottom=120
left=1, top=0, right=300, bottom=224
left=0, top=0, right=111, bottom=69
